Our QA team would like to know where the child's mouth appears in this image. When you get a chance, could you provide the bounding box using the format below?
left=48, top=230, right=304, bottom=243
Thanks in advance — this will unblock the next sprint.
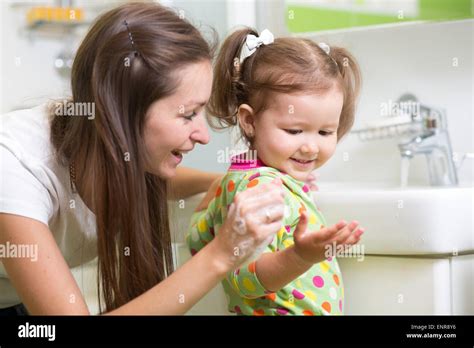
left=290, top=157, right=315, bottom=167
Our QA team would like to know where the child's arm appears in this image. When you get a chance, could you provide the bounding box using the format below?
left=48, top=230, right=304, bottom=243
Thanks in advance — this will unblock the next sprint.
left=215, top=171, right=364, bottom=298
left=255, top=213, right=363, bottom=292
left=227, top=211, right=364, bottom=298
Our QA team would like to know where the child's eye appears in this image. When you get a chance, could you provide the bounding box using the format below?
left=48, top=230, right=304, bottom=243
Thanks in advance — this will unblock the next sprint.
left=183, top=111, right=197, bottom=121
left=284, top=129, right=302, bottom=135
left=320, top=130, right=334, bottom=136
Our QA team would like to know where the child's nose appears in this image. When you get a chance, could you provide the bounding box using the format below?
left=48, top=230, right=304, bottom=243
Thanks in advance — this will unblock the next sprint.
left=301, top=142, right=318, bottom=155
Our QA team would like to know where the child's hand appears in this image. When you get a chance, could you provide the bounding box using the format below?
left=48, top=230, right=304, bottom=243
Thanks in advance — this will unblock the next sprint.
left=291, top=212, right=364, bottom=266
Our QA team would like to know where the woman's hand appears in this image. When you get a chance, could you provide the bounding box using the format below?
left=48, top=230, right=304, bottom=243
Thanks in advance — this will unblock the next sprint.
left=291, top=213, right=364, bottom=267
left=211, top=178, right=286, bottom=270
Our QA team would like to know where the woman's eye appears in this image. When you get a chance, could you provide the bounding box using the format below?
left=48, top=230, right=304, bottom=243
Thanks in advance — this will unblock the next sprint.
left=183, top=111, right=197, bottom=121
left=320, top=130, right=334, bottom=136
left=284, top=129, right=302, bottom=135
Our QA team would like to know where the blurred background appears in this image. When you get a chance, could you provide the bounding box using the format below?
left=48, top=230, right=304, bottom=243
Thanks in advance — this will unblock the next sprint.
left=1, top=0, right=472, bottom=315
left=1, top=0, right=472, bottom=183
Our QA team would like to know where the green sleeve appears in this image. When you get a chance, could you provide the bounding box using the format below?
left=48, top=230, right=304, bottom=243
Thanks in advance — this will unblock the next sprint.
left=225, top=171, right=302, bottom=298
left=186, top=205, right=216, bottom=256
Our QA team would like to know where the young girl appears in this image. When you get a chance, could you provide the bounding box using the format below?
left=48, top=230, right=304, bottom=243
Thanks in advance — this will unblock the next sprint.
left=187, top=28, right=363, bottom=315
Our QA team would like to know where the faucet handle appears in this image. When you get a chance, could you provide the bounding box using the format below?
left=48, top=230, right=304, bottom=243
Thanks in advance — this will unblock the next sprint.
left=454, top=152, right=474, bottom=171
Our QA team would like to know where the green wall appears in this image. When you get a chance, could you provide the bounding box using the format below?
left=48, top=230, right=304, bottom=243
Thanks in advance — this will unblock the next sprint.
left=287, top=0, right=473, bottom=32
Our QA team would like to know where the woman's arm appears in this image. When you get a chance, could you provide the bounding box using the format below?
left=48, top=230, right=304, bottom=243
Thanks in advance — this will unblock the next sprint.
left=193, top=176, right=222, bottom=212
left=0, top=214, right=90, bottom=314
left=168, top=167, right=222, bottom=200
left=108, top=240, right=230, bottom=315
left=0, top=213, right=232, bottom=315
left=0, top=180, right=286, bottom=315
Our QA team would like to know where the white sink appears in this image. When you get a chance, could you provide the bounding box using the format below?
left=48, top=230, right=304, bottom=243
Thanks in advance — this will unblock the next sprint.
left=314, top=182, right=474, bottom=255
left=169, top=183, right=474, bottom=255
left=168, top=183, right=474, bottom=315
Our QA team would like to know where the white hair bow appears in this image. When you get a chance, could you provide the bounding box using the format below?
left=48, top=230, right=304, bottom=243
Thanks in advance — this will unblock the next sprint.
left=318, top=42, right=330, bottom=55
left=239, top=29, right=274, bottom=64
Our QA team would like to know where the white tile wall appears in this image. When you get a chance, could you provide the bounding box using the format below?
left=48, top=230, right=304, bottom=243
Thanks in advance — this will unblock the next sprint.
left=301, top=19, right=473, bottom=186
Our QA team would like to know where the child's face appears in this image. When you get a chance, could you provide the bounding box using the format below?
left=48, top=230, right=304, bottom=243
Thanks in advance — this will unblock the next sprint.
left=251, top=88, right=343, bottom=182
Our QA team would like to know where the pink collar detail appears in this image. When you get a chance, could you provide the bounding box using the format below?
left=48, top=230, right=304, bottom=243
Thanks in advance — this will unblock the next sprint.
left=229, top=153, right=267, bottom=170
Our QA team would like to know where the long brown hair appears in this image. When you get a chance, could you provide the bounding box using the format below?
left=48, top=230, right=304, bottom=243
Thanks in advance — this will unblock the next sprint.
left=50, top=2, right=215, bottom=312
left=207, top=27, right=361, bottom=144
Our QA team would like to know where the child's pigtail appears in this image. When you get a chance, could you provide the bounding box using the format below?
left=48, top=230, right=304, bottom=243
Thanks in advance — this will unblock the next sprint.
left=206, top=27, right=258, bottom=130
left=329, top=47, right=362, bottom=141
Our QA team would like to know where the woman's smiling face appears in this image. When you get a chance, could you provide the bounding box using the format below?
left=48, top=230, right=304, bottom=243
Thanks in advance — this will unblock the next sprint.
left=242, top=87, right=343, bottom=182
left=143, top=60, right=213, bottom=179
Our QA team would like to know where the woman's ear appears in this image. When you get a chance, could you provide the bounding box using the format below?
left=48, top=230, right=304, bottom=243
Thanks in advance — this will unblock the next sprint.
left=237, top=104, right=255, bottom=138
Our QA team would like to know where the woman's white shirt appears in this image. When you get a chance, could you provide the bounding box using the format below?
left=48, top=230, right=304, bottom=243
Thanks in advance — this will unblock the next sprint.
left=0, top=104, right=97, bottom=308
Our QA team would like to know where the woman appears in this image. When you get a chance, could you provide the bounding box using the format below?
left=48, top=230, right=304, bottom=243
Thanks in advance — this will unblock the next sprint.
left=0, top=2, right=285, bottom=315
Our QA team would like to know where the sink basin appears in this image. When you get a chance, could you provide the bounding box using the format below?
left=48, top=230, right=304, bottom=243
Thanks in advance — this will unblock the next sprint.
left=167, top=183, right=473, bottom=315
left=314, top=182, right=474, bottom=255
left=169, top=182, right=474, bottom=256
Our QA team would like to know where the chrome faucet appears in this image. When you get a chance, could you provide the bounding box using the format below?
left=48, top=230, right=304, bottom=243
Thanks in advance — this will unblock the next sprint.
left=397, top=95, right=458, bottom=187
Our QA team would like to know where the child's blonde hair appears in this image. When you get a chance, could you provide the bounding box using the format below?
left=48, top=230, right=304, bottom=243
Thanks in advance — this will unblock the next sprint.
left=207, top=27, right=362, bottom=144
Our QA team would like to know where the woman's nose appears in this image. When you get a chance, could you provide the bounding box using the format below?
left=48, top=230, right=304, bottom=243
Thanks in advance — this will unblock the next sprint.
left=190, top=117, right=210, bottom=145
